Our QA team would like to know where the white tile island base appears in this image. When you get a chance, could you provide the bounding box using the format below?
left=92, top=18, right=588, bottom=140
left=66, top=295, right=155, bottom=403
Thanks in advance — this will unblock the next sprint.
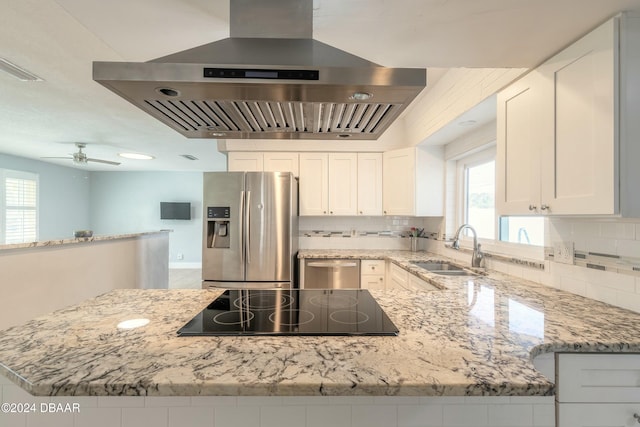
left=0, top=374, right=554, bottom=427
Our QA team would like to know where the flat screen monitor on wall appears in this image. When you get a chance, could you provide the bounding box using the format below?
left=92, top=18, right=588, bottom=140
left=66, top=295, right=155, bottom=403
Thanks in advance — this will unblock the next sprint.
left=160, top=202, right=191, bottom=220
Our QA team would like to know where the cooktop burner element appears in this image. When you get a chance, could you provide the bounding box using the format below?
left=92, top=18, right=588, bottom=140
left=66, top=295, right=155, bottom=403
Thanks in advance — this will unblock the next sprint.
left=177, top=289, right=399, bottom=336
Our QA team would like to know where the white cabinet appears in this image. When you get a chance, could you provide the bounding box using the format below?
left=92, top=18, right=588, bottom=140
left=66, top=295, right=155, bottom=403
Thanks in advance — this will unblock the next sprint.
left=556, top=353, right=640, bottom=427
left=263, top=152, right=299, bottom=176
left=328, top=153, right=358, bottom=215
left=228, top=152, right=299, bottom=176
left=497, top=15, right=640, bottom=216
left=387, top=262, right=409, bottom=290
left=299, top=153, right=329, bottom=215
left=383, top=146, right=444, bottom=216
left=357, top=153, right=383, bottom=216
left=227, top=152, right=264, bottom=171
left=299, top=153, right=358, bottom=216
left=360, top=259, right=385, bottom=290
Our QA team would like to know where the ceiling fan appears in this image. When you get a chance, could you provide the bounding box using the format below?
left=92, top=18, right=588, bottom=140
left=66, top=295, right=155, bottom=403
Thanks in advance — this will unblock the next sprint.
left=42, top=143, right=120, bottom=166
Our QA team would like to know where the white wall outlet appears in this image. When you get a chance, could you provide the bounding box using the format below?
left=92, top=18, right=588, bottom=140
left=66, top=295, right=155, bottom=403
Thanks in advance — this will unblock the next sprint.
left=177, top=253, right=184, bottom=260
left=553, top=241, right=574, bottom=265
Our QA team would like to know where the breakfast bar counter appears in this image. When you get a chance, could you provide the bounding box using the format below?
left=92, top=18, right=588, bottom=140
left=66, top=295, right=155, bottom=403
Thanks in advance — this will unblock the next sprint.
left=1, top=251, right=640, bottom=397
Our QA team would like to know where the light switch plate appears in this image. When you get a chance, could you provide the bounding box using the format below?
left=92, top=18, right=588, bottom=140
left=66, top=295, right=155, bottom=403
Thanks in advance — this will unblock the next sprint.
left=553, top=241, right=574, bottom=265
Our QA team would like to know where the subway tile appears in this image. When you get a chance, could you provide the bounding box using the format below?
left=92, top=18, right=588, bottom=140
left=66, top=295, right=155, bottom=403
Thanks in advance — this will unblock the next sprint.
left=189, top=396, right=237, bottom=407
left=532, top=403, right=555, bottom=427
left=442, top=404, right=488, bottom=426
left=351, top=405, right=398, bottom=427
left=97, top=396, right=144, bottom=408
left=2, top=384, right=47, bottom=405
left=0, top=412, right=27, bottom=427
left=373, top=396, right=421, bottom=406
left=615, top=291, right=640, bottom=314
left=168, top=407, right=213, bottom=427
left=73, top=407, right=122, bottom=427
left=585, top=284, right=618, bottom=307
left=420, top=396, right=466, bottom=405
left=635, top=224, right=640, bottom=240
left=397, top=403, right=444, bottom=427
left=465, top=396, right=511, bottom=404
left=49, top=396, right=97, bottom=409
left=214, top=405, right=259, bottom=427
left=237, top=396, right=283, bottom=406
left=307, top=405, right=351, bottom=427
left=26, top=411, right=74, bottom=427
left=585, top=237, right=617, bottom=255
left=325, top=396, right=375, bottom=405
left=121, top=407, right=167, bottom=427
left=487, top=404, right=534, bottom=426
left=0, top=375, right=13, bottom=385
left=572, top=221, right=599, bottom=238
left=559, top=276, right=587, bottom=297
left=509, top=396, right=553, bottom=405
left=281, top=396, right=333, bottom=406
left=144, top=397, right=190, bottom=407
left=260, top=405, right=306, bottom=427
left=600, top=223, right=636, bottom=240
left=616, top=239, right=640, bottom=258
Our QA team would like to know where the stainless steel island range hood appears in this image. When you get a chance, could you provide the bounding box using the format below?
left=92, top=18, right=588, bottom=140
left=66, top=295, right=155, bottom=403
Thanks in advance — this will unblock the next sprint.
left=93, top=0, right=426, bottom=140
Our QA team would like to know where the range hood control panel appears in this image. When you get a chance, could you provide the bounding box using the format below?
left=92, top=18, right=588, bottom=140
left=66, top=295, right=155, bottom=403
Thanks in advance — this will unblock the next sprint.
left=204, top=68, right=319, bottom=80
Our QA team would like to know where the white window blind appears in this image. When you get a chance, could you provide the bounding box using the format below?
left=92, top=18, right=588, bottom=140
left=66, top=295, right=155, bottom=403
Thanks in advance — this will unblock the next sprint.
left=2, top=171, right=38, bottom=244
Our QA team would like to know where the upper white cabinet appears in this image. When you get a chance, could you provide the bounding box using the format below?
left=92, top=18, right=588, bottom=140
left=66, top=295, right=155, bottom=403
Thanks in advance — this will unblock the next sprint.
left=497, top=15, right=640, bottom=216
left=263, top=152, right=299, bottom=177
left=299, top=153, right=329, bottom=215
left=383, top=146, right=444, bottom=216
left=328, top=153, right=358, bottom=215
left=228, top=152, right=299, bottom=176
left=357, top=153, right=383, bottom=215
left=227, top=152, right=263, bottom=171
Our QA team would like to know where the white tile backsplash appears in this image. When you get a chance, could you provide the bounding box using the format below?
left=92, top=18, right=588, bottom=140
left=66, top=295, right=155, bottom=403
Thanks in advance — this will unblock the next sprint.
left=0, top=382, right=555, bottom=427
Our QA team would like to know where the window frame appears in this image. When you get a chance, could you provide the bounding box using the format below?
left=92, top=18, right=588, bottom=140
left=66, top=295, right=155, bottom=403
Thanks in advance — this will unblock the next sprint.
left=1, top=169, right=39, bottom=244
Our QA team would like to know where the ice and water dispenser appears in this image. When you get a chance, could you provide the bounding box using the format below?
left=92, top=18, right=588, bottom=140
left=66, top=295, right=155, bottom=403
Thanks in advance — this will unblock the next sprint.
left=206, top=206, right=230, bottom=249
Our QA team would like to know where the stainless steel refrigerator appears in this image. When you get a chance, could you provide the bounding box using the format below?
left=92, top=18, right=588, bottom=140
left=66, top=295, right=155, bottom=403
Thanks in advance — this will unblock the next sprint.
left=202, top=172, right=298, bottom=289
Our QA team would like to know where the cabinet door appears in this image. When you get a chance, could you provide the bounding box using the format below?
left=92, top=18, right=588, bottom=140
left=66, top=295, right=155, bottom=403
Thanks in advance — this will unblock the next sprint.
left=496, top=71, right=545, bottom=215
left=361, top=275, right=385, bottom=290
left=227, top=152, right=264, bottom=171
left=264, top=152, right=299, bottom=177
left=408, top=274, right=439, bottom=291
left=299, top=153, right=329, bottom=215
left=383, top=148, right=415, bottom=215
left=328, top=153, right=358, bottom=215
left=357, top=153, right=383, bottom=216
left=540, top=18, right=617, bottom=215
left=557, top=403, right=640, bottom=427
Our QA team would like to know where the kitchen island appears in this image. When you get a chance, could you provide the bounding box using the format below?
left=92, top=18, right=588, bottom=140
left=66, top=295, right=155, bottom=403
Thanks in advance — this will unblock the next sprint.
left=2, top=252, right=640, bottom=398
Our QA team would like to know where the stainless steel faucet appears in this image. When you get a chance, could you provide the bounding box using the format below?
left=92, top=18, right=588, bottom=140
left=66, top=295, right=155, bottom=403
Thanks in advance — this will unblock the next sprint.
left=451, top=224, right=484, bottom=268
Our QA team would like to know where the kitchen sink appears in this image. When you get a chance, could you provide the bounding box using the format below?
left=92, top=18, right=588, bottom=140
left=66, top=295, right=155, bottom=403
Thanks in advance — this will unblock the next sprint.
left=410, top=261, right=478, bottom=276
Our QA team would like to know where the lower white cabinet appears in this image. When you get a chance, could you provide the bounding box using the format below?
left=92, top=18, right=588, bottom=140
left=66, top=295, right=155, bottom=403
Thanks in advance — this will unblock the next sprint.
left=408, top=274, right=439, bottom=291
left=360, top=259, right=385, bottom=290
left=556, top=353, right=640, bottom=427
left=386, top=262, right=438, bottom=291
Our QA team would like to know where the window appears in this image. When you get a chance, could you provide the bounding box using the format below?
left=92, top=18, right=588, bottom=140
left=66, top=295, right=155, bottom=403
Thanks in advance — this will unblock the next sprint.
left=457, top=147, right=543, bottom=246
left=457, top=148, right=495, bottom=239
left=1, top=170, right=38, bottom=244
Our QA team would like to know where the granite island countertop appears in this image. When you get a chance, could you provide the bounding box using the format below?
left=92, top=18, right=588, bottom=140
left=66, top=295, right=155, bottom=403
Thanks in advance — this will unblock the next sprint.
left=2, top=250, right=640, bottom=397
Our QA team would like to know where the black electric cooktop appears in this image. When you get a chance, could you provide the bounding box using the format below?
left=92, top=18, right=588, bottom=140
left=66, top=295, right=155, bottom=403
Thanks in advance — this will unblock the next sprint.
left=177, top=289, right=399, bottom=336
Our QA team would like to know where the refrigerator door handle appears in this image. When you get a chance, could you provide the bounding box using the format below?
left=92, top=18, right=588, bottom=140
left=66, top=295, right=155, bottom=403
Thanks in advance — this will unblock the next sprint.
left=239, top=190, right=245, bottom=266
left=245, top=190, right=251, bottom=265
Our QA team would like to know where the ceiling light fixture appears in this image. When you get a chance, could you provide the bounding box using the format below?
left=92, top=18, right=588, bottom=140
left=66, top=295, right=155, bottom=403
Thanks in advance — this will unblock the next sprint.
left=0, top=58, right=43, bottom=81
left=118, top=152, right=155, bottom=160
left=180, top=154, right=199, bottom=160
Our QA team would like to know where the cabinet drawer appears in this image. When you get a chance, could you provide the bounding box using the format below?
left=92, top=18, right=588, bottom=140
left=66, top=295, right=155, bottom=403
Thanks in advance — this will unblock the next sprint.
left=361, top=275, right=385, bottom=290
left=557, top=403, right=640, bottom=427
left=361, top=260, right=385, bottom=275
left=557, top=353, right=640, bottom=403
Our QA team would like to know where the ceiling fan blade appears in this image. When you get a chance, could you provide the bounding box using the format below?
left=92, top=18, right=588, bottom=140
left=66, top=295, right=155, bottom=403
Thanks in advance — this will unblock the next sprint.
left=87, top=157, right=121, bottom=166
left=40, top=156, right=73, bottom=160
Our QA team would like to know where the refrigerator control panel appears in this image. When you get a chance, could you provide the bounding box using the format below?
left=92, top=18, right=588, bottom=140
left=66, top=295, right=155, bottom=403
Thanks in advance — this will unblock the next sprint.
left=207, top=207, right=230, bottom=219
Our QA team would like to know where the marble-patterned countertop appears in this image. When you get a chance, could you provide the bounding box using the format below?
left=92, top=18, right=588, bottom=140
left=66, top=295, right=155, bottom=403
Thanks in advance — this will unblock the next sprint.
left=0, top=230, right=171, bottom=251
left=2, top=250, right=640, bottom=397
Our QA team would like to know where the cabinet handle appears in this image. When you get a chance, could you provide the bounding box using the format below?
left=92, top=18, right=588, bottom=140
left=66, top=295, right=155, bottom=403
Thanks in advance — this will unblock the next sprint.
left=383, top=210, right=387, bottom=214
left=528, top=204, right=537, bottom=211
left=330, top=211, right=333, bottom=214
left=633, top=413, right=640, bottom=424
left=359, top=211, right=363, bottom=214
left=540, top=204, right=549, bottom=211
left=323, top=211, right=327, bottom=214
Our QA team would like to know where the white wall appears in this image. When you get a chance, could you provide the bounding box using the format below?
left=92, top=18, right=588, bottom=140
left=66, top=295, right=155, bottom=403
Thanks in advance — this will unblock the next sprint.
left=0, top=154, right=90, bottom=241
left=90, top=172, right=203, bottom=266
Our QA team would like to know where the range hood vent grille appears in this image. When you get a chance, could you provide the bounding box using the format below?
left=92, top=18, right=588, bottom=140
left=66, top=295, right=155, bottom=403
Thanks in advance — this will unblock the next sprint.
left=143, top=99, right=398, bottom=137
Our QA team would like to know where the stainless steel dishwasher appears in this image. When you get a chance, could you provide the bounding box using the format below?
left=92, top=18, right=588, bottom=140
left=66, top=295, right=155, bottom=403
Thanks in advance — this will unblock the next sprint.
left=302, top=259, right=361, bottom=289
